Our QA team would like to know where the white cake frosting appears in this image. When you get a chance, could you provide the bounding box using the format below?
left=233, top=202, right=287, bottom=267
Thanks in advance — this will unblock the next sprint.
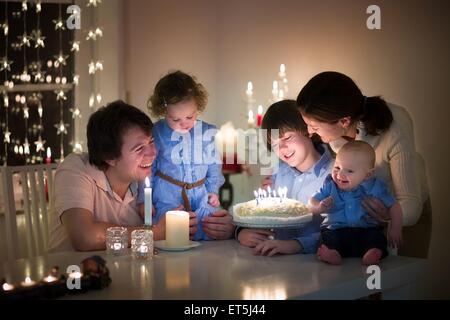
left=232, top=197, right=311, bottom=226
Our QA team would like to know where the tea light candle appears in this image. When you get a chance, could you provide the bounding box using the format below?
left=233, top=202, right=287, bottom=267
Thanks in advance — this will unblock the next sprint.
left=131, top=229, right=153, bottom=260
left=144, top=177, right=152, bottom=226
left=2, top=282, right=15, bottom=291
left=166, top=211, right=189, bottom=248
left=21, top=276, right=36, bottom=287
left=43, top=275, right=58, bottom=283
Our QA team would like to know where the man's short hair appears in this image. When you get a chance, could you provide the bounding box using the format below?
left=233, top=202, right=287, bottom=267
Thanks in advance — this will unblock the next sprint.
left=87, top=100, right=153, bottom=170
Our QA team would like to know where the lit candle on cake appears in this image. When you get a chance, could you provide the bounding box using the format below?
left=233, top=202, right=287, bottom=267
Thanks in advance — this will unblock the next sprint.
left=144, top=177, right=152, bottom=226
left=257, top=105, right=263, bottom=127
left=166, top=211, right=189, bottom=247
left=254, top=190, right=259, bottom=205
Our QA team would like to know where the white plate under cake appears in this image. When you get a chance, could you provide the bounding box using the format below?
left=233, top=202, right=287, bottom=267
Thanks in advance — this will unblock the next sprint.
left=232, top=197, right=312, bottom=228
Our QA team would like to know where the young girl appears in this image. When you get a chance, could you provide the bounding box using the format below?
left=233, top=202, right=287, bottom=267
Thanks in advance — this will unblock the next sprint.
left=138, top=70, right=224, bottom=240
left=237, top=100, right=333, bottom=256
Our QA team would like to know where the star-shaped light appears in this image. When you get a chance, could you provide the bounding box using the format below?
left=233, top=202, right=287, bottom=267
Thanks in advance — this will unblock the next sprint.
left=71, top=41, right=80, bottom=52
left=36, top=1, right=42, bottom=13
left=34, top=71, right=43, bottom=82
left=24, top=139, right=30, bottom=155
left=88, top=61, right=96, bottom=74
left=86, top=30, right=97, bottom=41
left=95, top=28, right=103, bottom=37
left=53, top=19, right=65, bottom=30
left=95, top=61, right=103, bottom=71
left=33, top=30, right=46, bottom=48
left=22, top=0, right=28, bottom=12
left=54, top=53, right=69, bottom=66
left=23, top=105, right=29, bottom=119
left=55, top=121, right=69, bottom=135
left=0, top=57, right=13, bottom=72
left=34, top=136, right=45, bottom=152
left=1, top=23, right=8, bottom=36
left=4, top=130, right=11, bottom=143
left=55, top=89, right=67, bottom=101
left=3, top=94, right=9, bottom=108
left=70, top=107, right=82, bottom=119
left=18, top=33, right=31, bottom=47
left=87, top=0, right=102, bottom=7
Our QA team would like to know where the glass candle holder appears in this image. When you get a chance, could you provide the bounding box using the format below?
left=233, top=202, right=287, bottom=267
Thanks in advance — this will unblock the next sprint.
left=131, top=229, right=153, bottom=260
left=106, top=227, right=128, bottom=255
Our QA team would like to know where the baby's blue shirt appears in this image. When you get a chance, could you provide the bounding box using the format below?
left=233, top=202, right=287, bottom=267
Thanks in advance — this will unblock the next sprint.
left=313, top=174, right=397, bottom=230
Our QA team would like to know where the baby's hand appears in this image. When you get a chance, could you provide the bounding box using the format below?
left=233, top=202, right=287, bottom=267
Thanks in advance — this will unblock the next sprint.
left=318, top=196, right=334, bottom=213
left=208, top=193, right=220, bottom=207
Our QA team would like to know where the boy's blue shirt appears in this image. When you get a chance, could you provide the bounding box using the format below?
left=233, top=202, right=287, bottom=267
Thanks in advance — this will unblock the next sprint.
left=313, top=174, right=397, bottom=230
left=272, top=144, right=333, bottom=253
left=137, top=119, right=225, bottom=240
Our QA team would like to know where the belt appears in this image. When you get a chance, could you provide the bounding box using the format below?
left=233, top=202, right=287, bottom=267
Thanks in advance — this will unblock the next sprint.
left=155, top=171, right=206, bottom=211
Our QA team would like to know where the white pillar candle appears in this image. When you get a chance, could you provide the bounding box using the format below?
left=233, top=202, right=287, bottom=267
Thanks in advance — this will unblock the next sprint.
left=144, top=177, right=152, bottom=226
left=166, top=211, right=189, bottom=247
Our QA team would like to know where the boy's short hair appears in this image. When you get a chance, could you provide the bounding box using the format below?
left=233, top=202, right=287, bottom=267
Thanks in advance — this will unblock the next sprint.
left=261, top=99, right=319, bottom=151
left=338, top=140, right=376, bottom=168
left=87, top=100, right=153, bottom=170
left=148, top=70, right=208, bottom=118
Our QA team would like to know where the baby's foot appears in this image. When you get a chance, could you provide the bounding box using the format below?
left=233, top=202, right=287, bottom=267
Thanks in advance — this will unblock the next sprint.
left=362, top=248, right=383, bottom=266
left=317, top=244, right=342, bottom=265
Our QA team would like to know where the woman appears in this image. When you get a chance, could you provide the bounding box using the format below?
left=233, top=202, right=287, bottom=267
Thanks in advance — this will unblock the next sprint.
left=296, top=71, right=431, bottom=258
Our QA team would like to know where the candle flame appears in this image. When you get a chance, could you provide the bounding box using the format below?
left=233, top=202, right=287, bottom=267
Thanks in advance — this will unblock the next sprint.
left=145, top=176, right=150, bottom=188
left=257, top=105, right=263, bottom=115
left=46, top=147, right=51, bottom=158
left=2, top=283, right=14, bottom=291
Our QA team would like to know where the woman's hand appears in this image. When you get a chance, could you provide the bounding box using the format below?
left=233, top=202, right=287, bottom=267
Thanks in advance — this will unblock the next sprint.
left=362, top=197, right=390, bottom=223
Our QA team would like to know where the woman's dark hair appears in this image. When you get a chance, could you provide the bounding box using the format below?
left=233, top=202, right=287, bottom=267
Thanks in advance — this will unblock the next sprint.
left=87, top=100, right=153, bottom=170
left=148, top=70, right=208, bottom=118
left=296, top=71, right=393, bottom=136
left=261, top=99, right=320, bottom=151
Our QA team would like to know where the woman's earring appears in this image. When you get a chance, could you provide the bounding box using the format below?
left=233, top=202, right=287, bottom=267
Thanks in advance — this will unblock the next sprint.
left=163, top=98, right=168, bottom=107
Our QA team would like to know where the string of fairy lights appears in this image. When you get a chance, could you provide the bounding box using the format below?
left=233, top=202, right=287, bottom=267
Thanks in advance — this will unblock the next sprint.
left=0, top=0, right=104, bottom=165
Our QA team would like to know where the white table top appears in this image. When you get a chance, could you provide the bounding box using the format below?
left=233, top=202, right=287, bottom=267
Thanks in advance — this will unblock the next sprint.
left=0, top=240, right=426, bottom=299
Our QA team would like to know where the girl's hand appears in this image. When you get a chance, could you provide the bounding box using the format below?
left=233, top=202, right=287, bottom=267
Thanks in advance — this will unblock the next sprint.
left=208, top=193, right=220, bottom=207
left=362, top=197, right=390, bottom=224
left=261, top=176, right=273, bottom=190
left=238, top=229, right=275, bottom=248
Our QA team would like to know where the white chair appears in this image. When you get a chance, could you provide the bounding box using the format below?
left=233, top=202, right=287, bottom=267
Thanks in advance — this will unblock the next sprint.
left=0, top=164, right=57, bottom=261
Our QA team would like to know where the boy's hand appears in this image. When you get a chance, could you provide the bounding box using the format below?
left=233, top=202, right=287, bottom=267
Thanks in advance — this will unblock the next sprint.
left=238, top=229, right=275, bottom=248
left=208, top=193, right=220, bottom=207
left=318, top=196, right=334, bottom=213
left=253, top=239, right=302, bottom=256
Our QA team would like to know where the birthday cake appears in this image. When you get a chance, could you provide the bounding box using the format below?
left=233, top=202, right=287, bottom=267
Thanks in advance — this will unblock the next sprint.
left=232, top=197, right=311, bottom=227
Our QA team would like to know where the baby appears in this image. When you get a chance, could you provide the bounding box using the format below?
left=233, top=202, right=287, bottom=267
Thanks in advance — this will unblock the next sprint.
left=308, top=141, right=403, bottom=265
